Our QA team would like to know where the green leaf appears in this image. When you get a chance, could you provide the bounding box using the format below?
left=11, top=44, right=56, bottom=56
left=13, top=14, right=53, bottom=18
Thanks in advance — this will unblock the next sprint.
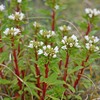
left=68, top=66, right=83, bottom=74
left=0, top=79, right=11, bottom=85
left=67, top=84, right=75, bottom=93
left=4, top=98, right=11, bottom=100
left=48, top=95, right=59, bottom=100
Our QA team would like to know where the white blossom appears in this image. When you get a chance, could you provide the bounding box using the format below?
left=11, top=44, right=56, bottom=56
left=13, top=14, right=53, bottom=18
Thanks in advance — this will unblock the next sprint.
left=59, top=26, right=64, bottom=31
left=94, top=46, right=99, bottom=52
left=54, top=5, right=59, bottom=10
left=39, top=30, right=55, bottom=38
left=59, top=25, right=71, bottom=31
left=85, top=8, right=100, bottom=18
left=85, top=43, right=91, bottom=50
left=61, top=45, right=67, bottom=50
left=47, top=45, right=51, bottom=49
left=38, top=45, right=59, bottom=58
left=69, top=43, right=73, bottom=47
left=8, top=15, right=15, bottom=20
left=63, top=36, right=67, bottom=40
left=8, top=12, right=24, bottom=21
left=3, top=27, right=20, bottom=36
left=71, top=35, right=78, bottom=42
left=28, top=43, right=33, bottom=48
left=38, top=49, right=43, bottom=55
left=67, top=26, right=71, bottom=30
left=43, top=46, right=46, bottom=50
left=94, top=37, right=99, bottom=43
left=53, top=54, right=57, bottom=58
left=17, top=0, right=22, bottom=3
left=61, top=35, right=80, bottom=49
left=54, top=46, right=59, bottom=53
left=28, top=40, right=44, bottom=49
left=84, top=36, right=89, bottom=41
left=0, top=4, right=5, bottom=11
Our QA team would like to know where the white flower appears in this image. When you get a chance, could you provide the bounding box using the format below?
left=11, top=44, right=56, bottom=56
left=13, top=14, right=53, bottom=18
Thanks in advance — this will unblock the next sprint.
left=85, top=8, right=91, bottom=14
left=94, top=46, right=99, bottom=52
left=28, top=43, right=33, bottom=48
left=59, top=25, right=71, bottom=31
left=85, top=43, right=91, bottom=50
left=71, top=35, right=78, bottom=41
left=89, top=14, right=92, bottom=18
left=85, top=8, right=100, bottom=18
left=33, top=22, right=37, bottom=27
left=3, top=27, right=20, bottom=36
left=59, top=26, right=64, bottom=31
left=3, top=28, right=10, bottom=35
left=53, top=54, right=57, bottom=58
left=51, top=31, right=55, bottom=35
left=8, top=14, right=15, bottom=20
left=19, top=12, right=24, bottom=20
left=0, top=4, right=5, bottom=11
left=40, top=42, right=44, bottom=46
left=38, top=49, right=43, bottom=55
left=47, top=45, right=51, bottom=49
left=62, top=39, right=65, bottom=44
left=47, top=34, right=51, bottom=38
left=43, top=46, right=46, bottom=50
left=75, top=43, right=81, bottom=48
left=54, top=46, right=59, bottom=53
left=84, top=35, right=89, bottom=41
left=54, top=5, right=59, bottom=10
left=94, top=37, right=99, bottom=43
left=39, top=30, right=43, bottom=35
left=69, top=43, right=73, bottom=47
left=63, top=36, right=67, bottom=40
left=13, top=28, right=20, bottom=36
left=89, top=40, right=93, bottom=43
left=67, top=26, right=71, bottom=30
left=61, top=45, right=67, bottom=50
left=17, top=0, right=22, bottom=3
left=8, top=12, right=24, bottom=21
left=44, top=52, right=48, bottom=56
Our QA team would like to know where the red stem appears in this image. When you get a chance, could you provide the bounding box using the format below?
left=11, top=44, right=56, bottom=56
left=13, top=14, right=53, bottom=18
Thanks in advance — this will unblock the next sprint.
left=11, top=37, right=22, bottom=90
left=0, top=34, right=3, bottom=53
left=51, top=10, right=55, bottom=31
left=41, top=62, right=49, bottom=100
left=86, top=22, right=91, bottom=35
left=63, top=52, right=69, bottom=82
left=73, top=55, right=89, bottom=89
left=59, top=60, right=62, bottom=70
left=34, top=49, right=41, bottom=98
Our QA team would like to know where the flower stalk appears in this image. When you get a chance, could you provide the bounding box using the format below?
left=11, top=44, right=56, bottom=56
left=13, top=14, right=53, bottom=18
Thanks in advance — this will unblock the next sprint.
left=63, top=52, right=69, bottom=82
left=11, top=36, right=22, bottom=94
left=73, top=55, right=89, bottom=89
left=41, top=62, right=49, bottom=100
left=34, top=49, right=41, bottom=97
left=51, top=10, right=55, bottom=31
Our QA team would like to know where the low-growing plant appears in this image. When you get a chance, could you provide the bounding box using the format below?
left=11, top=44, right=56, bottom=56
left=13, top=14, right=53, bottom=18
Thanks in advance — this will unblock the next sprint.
left=0, top=0, right=100, bottom=100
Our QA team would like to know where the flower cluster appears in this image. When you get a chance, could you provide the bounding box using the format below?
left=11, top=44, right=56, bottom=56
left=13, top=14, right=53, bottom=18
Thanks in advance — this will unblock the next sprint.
left=28, top=40, right=44, bottom=49
left=85, top=8, right=100, bottom=18
left=33, top=22, right=41, bottom=29
left=85, top=35, right=99, bottom=52
left=61, top=35, right=80, bottom=50
left=8, top=12, right=24, bottom=21
left=38, top=45, right=59, bottom=58
left=17, top=0, right=22, bottom=3
left=0, top=4, right=5, bottom=12
left=3, top=27, right=20, bottom=36
left=59, top=25, right=71, bottom=32
left=39, top=30, right=55, bottom=38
